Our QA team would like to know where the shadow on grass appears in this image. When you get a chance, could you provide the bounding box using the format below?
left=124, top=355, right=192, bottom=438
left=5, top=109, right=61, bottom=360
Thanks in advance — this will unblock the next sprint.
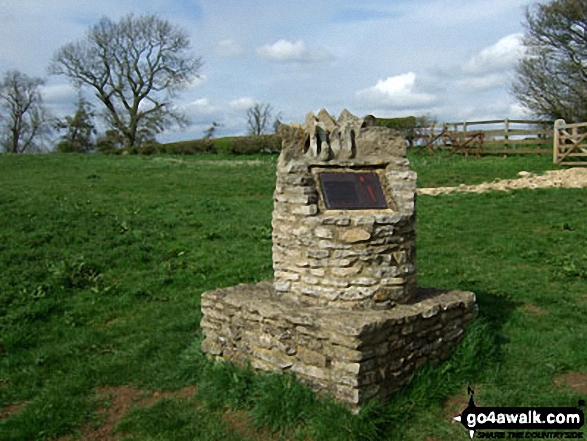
left=473, top=288, right=520, bottom=329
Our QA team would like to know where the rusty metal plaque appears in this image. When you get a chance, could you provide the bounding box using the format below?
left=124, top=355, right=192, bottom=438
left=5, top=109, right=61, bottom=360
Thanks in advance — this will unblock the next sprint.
left=318, top=172, right=388, bottom=210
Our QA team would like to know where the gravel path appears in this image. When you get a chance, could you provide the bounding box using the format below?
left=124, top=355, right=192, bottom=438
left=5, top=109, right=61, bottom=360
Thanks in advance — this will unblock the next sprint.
left=418, top=168, right=587, bottom=195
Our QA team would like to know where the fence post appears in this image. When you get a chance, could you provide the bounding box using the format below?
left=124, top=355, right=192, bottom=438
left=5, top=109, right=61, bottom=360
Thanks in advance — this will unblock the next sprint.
left=504, top=118, right=509, bottom=151
left=553, top=119, right=565, bottom=164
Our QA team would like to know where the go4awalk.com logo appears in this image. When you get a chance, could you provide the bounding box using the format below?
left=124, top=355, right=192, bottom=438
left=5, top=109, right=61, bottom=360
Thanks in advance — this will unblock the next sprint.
left=453, top=387, right=585, bottom=439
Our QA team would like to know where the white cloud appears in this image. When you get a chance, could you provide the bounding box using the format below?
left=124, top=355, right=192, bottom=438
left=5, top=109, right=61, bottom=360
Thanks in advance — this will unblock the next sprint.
left=215, top=39, right=245, bottom=58
left=256, top=39, right=332, bottom=63
left=356, top=72, right=437, bottom=109
left=463, top=33, right=524, bottom=75
left=411, top=0, right=528, bottom=29
left=186, top=74, right=208, bottom=90
left=229, top=97, right=255, bottom=111
left=183, top=98, right=220, bottom=115
left=454, top=73, right=507, bottom=92
left=41, top=83, right=77, bottom=103
left=0, top=0, right=533, bottom=139
left=508, top=102, right=532, bottom=119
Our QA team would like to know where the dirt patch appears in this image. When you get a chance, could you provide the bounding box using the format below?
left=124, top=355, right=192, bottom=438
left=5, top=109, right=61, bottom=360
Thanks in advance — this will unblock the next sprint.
left=554, top=372, right=587, bottom=395
left=522, top=304, right=547, bottom=315
left=419, top=168, right=587, bottom=195
left=55, top=385, right=197, bottom=441
left=9, top=384, right=274, bottom=441
left=443, top=394, right=469, bottom=422
left=0, top=401, right=28, bottom=421
left=133, top=385, right=197, bottom=408
left=222, top=409, right=277, bottom=441
left=443, top=387, right=482, bottom=422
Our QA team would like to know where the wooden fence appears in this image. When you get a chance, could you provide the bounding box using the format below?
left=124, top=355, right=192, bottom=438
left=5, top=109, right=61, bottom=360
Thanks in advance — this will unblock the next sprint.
left=414, top=119, right=553, bottom=156
left=553, top=119, right=587, bottom=166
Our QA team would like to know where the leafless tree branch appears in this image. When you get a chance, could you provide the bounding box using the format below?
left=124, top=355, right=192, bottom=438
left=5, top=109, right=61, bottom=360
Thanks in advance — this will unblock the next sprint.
left=512, top=0, right=587, bottom=122
left=50, top=14, right=202, bottom=147
left=0, top=70, right=52, bottom=153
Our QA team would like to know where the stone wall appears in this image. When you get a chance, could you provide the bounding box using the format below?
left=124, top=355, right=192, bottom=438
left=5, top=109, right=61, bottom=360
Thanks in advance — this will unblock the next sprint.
left=200, top=109, right=477, bottom=409
left=273, top=110, right=417, bottom=310
left=201, top=281, right=477, bottom=407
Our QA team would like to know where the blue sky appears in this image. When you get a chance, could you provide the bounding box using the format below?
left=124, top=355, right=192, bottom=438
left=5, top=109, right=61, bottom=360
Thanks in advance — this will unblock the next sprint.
left=0, top=0, right=532, bottom=142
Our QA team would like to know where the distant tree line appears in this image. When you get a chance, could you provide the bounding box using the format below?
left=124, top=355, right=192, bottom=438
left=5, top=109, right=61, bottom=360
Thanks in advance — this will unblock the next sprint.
left=4, top=0, right=584, bottom=153
left=0, top=13, right=202, bottom=153
left=0, top=12, right=287, bottom=155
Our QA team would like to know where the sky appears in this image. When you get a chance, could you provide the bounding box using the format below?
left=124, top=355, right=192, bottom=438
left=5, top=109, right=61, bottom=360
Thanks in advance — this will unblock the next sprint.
left=0, top=0, right=534, bottom=142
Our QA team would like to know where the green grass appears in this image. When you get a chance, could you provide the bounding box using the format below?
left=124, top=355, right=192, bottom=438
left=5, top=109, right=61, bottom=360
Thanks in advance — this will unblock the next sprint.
left=410, top=151, right=557, bottom=187
left=0, top=152, right=585, bottom=440
left=116, top=398, right=250, bottom=441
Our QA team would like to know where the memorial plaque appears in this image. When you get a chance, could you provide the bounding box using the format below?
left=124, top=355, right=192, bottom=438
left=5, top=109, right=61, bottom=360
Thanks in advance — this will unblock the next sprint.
left=319, top=171, right=388, bottom=210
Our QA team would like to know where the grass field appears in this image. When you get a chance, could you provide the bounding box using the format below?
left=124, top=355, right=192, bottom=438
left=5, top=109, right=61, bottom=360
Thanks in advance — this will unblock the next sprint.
left=0, top=152, right=585, bottom=440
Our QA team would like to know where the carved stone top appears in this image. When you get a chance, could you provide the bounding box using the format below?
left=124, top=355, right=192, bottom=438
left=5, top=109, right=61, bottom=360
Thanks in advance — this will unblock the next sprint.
left=278, top=109, right=407, bottom=166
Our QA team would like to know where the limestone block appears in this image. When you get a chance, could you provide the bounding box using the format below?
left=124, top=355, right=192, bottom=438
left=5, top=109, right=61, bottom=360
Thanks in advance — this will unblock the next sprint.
left=297, top=346, right=328, bottom=367
left=306, top=250, right=330, bottom=259
left=341, top=228, right=371, bottom=243
left=332, top=266, right=361, bottom=277
left=204, top=308, right=232, bottom=323
left=314, top=226, right=334, bottom=239
left=301, top=286, right=339, bottom=300
left=331, top=360, right=361, bottom=375
left=293, top=204, right=318, bottom=216
left=304, top=276, right=320, bottom=285
left=339, top=288, right=373, bottom=301
left=275, top=281, right=291, bottom=292
left=309, top=268, right=326, bottom=276
left=286, top=312, right=316, bottom=327
left=320, top=278, right=351, bottom=288
left=291, top=363, right=329, bottom=380
left=332, top=250, right=362, bottom=258
left=252, top=346, right=294, bottom=370
left=201, top=338, right=223, bottom=355
left=200, top=317, right=222, bottom=330
left=327, top=258, right=353, bottom=267
left=275, top=192, right=316, bottom=205
left=353, top=277, right=378, bottom=287
left=274, top=271, right=300, bottom=281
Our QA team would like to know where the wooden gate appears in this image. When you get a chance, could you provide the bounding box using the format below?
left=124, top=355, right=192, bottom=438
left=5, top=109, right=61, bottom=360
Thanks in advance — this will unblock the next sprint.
left=414, top=119, right=552, bottom=155
left=553, top=119, right=587, bottom=165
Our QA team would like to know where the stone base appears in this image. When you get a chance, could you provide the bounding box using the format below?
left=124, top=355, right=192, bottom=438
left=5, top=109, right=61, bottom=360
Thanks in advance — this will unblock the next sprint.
left=200, top=281, right=477, bottom=408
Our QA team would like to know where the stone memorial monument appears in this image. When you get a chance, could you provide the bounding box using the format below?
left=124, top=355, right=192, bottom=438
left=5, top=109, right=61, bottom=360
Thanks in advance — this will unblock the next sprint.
left=200, top=109, right=477, bottom=408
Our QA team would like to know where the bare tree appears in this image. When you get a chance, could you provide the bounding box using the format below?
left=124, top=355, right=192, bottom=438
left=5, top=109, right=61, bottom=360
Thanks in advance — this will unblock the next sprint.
left=246, top=103, right=273, bottom=135
left=512, top=0, right=587, bottom=122
left=0, top=70, right=51, bottom=153
left=50, top=14, right=202, bottom=148
left=203, top=121, right=222, bottom=140
left=272, top=111, right=283, bottom=134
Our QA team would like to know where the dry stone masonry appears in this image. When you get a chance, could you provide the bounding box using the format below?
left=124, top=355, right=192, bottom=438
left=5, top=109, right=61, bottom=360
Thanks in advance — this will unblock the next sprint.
left=272, top=109, right=417, bottom=310
left=200, top=110, right=477, bottom=408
